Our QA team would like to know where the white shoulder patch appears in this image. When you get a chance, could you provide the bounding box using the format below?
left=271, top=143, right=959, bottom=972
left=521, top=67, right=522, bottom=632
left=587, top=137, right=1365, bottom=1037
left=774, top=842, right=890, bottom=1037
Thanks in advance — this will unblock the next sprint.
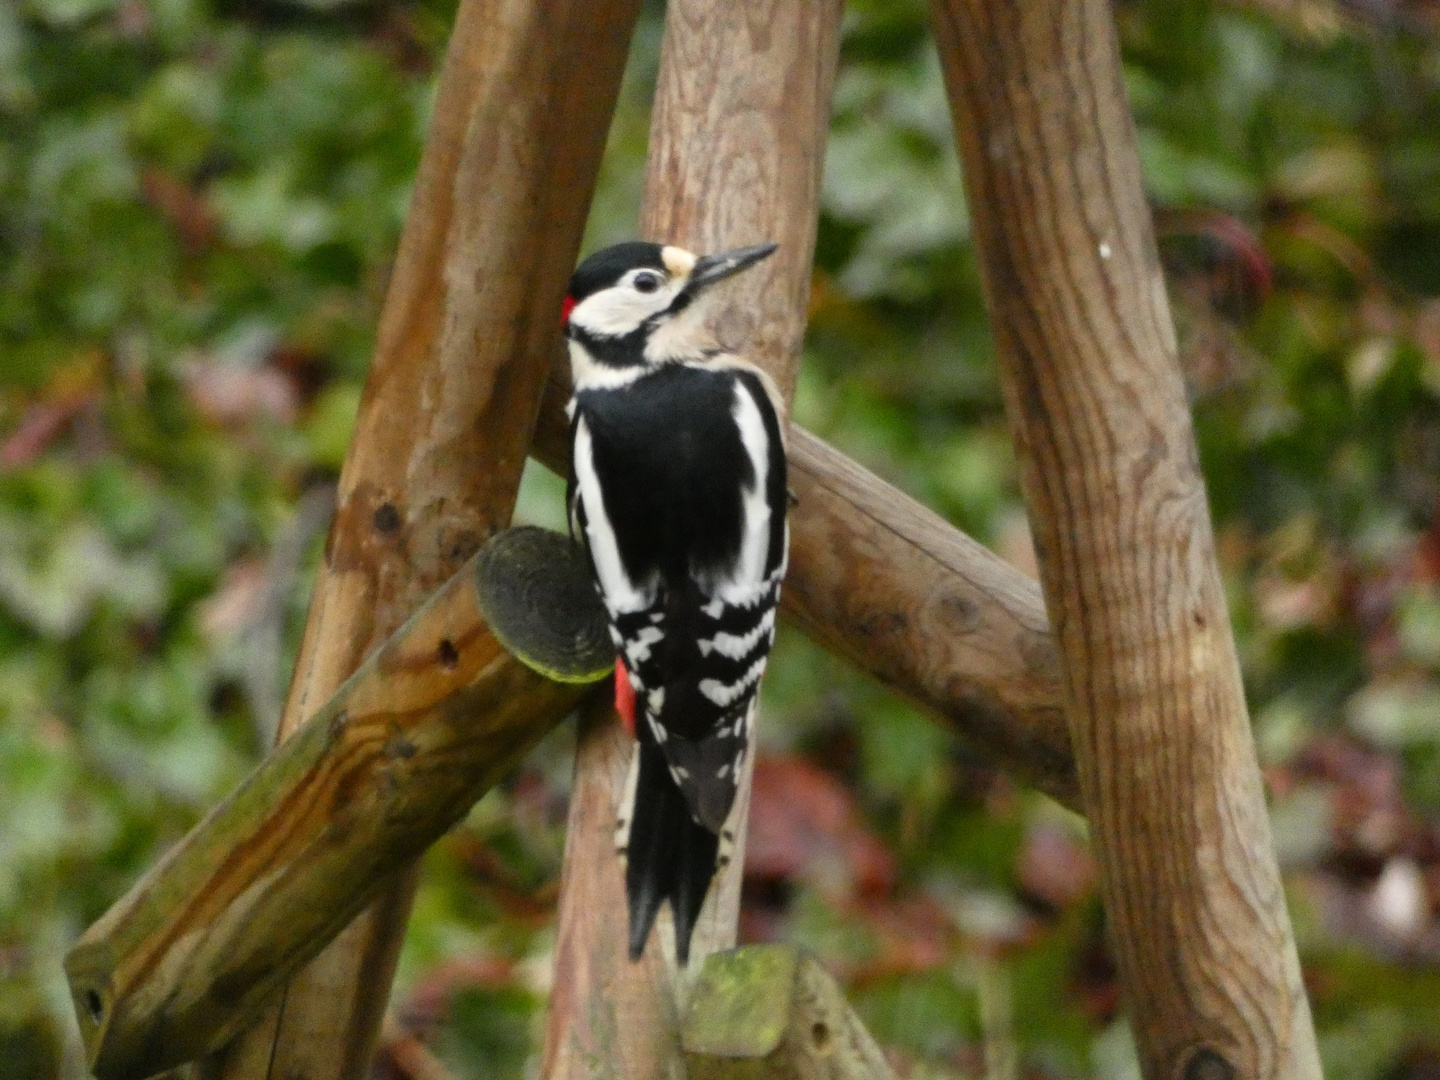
left=707, top=379, right=774, bottom=603
left=572, top=416, right=654, bottom=614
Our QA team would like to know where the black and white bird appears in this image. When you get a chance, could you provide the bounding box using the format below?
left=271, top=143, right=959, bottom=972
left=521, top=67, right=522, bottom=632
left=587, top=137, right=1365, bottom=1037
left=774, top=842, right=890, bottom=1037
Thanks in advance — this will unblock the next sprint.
left=563, top=240, right=788, bottom=964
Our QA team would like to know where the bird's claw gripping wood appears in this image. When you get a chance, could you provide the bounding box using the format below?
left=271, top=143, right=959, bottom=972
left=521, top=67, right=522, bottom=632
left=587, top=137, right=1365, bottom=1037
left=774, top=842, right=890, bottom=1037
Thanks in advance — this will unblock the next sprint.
left=64, top=527, right=609, bottom=1080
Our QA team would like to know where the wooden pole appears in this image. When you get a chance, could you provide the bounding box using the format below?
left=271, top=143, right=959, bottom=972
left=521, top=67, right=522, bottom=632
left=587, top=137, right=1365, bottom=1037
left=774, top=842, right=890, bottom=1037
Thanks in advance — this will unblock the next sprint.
left=930, top=1, right=1322, bottom=1077
left=540, top=1, right=842, bottom=1075
left=65, top=532, right=612, bottom=1080
left=532, top=360, right=1077, bottom=810
left=202, top=0, right=641, bottom=1077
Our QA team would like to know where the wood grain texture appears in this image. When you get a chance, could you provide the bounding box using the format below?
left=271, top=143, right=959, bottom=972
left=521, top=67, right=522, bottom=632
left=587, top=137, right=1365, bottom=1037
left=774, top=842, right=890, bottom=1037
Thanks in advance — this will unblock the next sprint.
left=202, top=0, right=641, bottom=1077
left=682, top=946, right=898, bottom=1080
left=539, top=697, right=688, bottom=1080
left=65, top=555, right=596, bottom=1080
left=930, top=1, right=1322, bottom=1077
left=533, top=355, right=1076, bottom=810
left=540, top=1, right=842, bottom=1074
left=637, top=0, right=839, bottom=404
left=782, top=426, right=1072, bottom=805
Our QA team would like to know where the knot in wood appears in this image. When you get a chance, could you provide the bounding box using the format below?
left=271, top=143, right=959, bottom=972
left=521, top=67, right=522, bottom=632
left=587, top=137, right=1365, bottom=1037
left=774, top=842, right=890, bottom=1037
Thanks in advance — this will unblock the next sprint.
left=437, top=638, right=460, bottom=669
left=938, top=592, right=980, bottom=634
left=1181, top=1047, right=1236, bottom=1080
left=372, top=502, right=401, bottom=535
left=810, top=1020, right=832, bottom=1054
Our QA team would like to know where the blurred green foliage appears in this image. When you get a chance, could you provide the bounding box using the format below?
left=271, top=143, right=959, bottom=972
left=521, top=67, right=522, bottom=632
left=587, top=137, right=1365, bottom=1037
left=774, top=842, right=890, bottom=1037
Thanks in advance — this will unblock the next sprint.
left=4, top=0, right=1440, bottom=1076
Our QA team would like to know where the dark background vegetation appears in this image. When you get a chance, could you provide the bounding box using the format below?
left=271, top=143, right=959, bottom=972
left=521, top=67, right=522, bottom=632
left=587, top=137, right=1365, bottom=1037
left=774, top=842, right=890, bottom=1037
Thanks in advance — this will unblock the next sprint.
left=5, top=0, right=1440, bottom=1075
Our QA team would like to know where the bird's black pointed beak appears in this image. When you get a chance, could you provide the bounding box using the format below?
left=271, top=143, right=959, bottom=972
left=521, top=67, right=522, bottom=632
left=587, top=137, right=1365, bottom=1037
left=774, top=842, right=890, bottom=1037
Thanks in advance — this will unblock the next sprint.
left=683, top=242, right=778, bottom=297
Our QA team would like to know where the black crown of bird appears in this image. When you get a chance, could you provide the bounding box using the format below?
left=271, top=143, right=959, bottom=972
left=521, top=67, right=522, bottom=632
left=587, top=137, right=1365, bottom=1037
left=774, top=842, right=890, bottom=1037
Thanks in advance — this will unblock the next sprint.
left=562, top=239, right=789, bottom=964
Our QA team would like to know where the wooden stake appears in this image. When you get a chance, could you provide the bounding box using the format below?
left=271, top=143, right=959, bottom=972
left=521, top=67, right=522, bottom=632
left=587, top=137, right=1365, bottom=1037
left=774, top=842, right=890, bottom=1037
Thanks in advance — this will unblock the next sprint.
left=930, top=0, right=1322, bottom=1076
left=201, top=0, right=641, bottom=1077
left=65, top=532, right=612, bottom=1080
left=540, top=0, right=843, bottom=1074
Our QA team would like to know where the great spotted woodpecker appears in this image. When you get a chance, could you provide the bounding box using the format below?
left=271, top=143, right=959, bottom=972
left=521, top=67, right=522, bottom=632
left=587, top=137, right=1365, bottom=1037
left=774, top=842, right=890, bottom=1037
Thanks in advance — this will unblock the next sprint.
left=563, top=240, right=788, bottom=964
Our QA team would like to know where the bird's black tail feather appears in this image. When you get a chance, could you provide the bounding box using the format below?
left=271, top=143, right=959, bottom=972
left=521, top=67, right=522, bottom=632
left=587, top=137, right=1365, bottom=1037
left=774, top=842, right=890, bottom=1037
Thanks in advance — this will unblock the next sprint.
left=625, top=739, right=720, bottom=964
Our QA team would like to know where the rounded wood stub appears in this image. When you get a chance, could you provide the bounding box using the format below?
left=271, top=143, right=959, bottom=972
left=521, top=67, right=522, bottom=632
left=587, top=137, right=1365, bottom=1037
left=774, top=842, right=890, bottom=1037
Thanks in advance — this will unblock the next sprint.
left=474, top=526, right=613, bottom=684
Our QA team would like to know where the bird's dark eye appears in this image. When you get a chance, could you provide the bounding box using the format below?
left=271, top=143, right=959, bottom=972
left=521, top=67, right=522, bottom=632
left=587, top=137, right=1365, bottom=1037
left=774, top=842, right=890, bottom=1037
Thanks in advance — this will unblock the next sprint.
left=633, top=272, right=662, bottom=294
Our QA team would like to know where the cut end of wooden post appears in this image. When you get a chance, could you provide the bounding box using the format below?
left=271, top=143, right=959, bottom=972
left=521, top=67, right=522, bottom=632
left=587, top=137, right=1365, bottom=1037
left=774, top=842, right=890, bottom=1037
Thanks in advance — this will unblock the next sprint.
left=682, top=944, right=798, bottom=1060
left=682, top=945, right=899, bottom=1080
left=474, top=526, right=613, bottom=684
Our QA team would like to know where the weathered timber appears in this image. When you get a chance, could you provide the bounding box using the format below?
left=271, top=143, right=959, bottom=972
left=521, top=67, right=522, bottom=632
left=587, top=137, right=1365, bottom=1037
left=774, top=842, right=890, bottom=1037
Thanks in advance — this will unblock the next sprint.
left=201, top=0, right=642, bottom=1077
left=65, top=531, right=611, bottom=1080
left=532, top=356, right=1077, bottom=811
left=682, top=946, right=898, bottom=1080
left=931, top=0, right=1323, bottom=1077
left=542, top=698, right=690, bottom=1080
left=540, top=1, right=843, bottom=1077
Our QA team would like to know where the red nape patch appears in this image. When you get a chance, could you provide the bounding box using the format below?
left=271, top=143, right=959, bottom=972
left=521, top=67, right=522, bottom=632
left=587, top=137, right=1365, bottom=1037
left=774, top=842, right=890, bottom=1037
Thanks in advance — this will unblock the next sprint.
left=561, top=295, right=576, bottom=326
left=614, top=661, right=636, bottom=738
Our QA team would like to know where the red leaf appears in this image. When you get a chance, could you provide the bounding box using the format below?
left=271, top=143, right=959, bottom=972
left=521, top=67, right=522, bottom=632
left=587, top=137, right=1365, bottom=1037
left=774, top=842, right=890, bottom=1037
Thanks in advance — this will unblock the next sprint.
left=746, top=754, right=895, bottom=896
left=1016, top=821, right=1096, bottom=911
left=0, top=392, right=94, bottom=470
left=141, top=168, right=217, bottom=253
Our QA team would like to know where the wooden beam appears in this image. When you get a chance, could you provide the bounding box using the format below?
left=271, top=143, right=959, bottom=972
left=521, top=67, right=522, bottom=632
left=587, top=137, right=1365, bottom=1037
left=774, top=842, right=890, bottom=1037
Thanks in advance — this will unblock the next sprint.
left=532, top=357, right=1077, bottom=811
left=540, top=0, right=843, bottom=1074
left=682, top=946, right=898, bottom=1080
left=930, top=0, right=1322, bottom=1077
left=199, top=0, right=641, bottom=1077
left=65, top=532, right=612, bottom=1080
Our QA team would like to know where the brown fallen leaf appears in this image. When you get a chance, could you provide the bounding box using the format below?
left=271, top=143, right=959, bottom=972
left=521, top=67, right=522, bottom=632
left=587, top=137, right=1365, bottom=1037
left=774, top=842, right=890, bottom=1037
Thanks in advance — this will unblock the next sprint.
left=746, top=753, right=896, bottom=897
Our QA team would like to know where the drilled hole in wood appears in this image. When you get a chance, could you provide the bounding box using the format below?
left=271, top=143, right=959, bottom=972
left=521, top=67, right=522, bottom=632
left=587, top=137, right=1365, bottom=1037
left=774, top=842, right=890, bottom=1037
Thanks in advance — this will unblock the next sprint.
left=437, top=639, right=459, bottom=669
left=373, top=503, right=400, bottom=534
left=811, top=1021, right=831, bottom=1053
left=85, top=988, right=103, bottom=1022
left=1184, top=1048, right=1235, bottom=1080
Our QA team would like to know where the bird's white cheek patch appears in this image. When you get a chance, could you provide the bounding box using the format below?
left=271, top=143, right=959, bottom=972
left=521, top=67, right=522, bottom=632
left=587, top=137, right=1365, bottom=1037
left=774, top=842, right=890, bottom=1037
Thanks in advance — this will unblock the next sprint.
left=570, top=288, right=665, bottom=338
